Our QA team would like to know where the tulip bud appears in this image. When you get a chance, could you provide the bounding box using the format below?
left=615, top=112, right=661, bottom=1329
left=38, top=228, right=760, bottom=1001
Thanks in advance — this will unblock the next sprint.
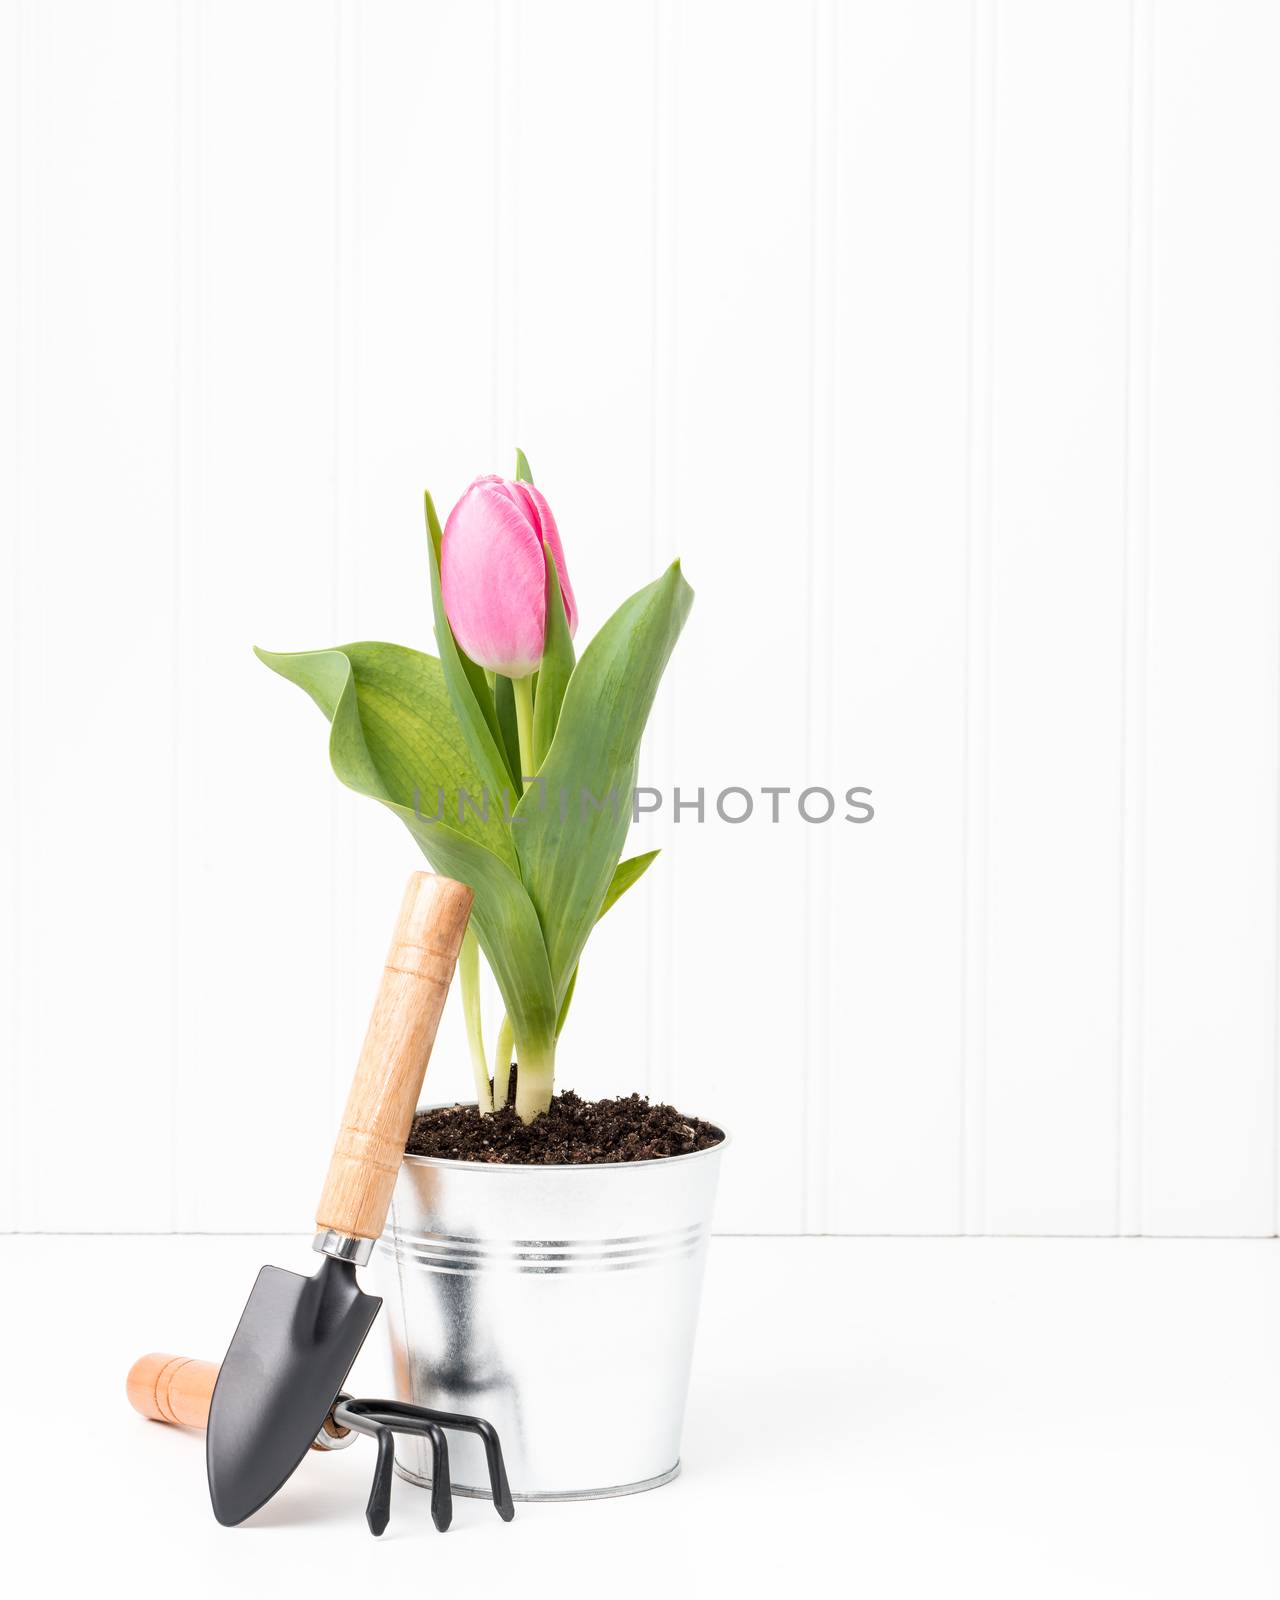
left=440, top=475, right=578, bottom=679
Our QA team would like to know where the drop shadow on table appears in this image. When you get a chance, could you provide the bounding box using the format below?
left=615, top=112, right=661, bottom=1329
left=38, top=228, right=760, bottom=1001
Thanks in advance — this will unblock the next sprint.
left=244, top=1470, right=366, bottom=1532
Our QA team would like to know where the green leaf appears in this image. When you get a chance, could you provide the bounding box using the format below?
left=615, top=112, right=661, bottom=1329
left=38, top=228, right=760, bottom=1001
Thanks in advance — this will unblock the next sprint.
left=531, top=541, right=575, bottom=770
left=424, top=491, right=516, bottom=797
left=255, top=642, right=557, bottom=1057
left=600, top=849, right=659, bottom=918
left=515, top=447, right=534, bottom=483
left=555, top=851, right=661, bottom=1036
left=513, top=560, right=693, bottom=1004
left=407, top=820, right=557, bottom=1067
left=555, top=967, right=578, bottom=1037
left=255, top=642, right=511, bottom=864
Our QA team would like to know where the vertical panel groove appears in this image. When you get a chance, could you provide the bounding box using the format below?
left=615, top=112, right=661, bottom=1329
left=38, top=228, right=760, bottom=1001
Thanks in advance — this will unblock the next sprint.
left=1138, top=2, right=1279, bottom=1235
left=332, top=0, right=361, bottom=1111
left=828, top=0, right=971, bottom=1233
left=1274, top=265, right=1280, bottom=1236
left=493, top=0, right=518, bottom=465
left=983, top=0, right=1131, bottom=1233
left=20, top=0, right=181, bottom=1224
left=170, top=0, right=182, bottom=1233
left=13, top=0, right=39, bottom=1230
left=961, top=0, right=996, bottom=1235
left=803, top=0, right=836, bottom=1234
left=1118, top=0, right=1154, bottom=1236
left=8, top=0, right=32, bottom=1230
left=173, top=0, right=203, bottom=1227
left=647, top=0, right=676, bottom=1109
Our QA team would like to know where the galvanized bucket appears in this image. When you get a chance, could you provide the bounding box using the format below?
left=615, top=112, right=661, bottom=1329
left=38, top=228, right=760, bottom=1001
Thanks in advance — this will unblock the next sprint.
left=373, top=1117, right=725, bottom=1500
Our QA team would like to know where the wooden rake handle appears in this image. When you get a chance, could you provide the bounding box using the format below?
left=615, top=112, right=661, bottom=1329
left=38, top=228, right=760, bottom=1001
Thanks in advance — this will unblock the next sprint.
left=127, top=1353, right=219, bottom=1430
left=315, top=871, right=473, bottom=1245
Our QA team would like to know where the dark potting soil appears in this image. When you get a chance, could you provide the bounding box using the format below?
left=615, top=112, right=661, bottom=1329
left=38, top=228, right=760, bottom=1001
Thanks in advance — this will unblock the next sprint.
left=406, top=1088, right=724, bottom=1165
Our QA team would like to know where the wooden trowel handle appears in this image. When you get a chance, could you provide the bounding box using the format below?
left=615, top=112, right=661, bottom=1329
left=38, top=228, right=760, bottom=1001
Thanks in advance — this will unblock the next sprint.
left=315, top=871, right=473, bottom=1245
left=127, top=1353, right=218, bottom=1429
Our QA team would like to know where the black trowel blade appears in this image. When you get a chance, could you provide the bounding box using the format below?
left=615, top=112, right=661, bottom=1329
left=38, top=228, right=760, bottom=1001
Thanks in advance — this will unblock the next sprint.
left=206, top=1255, right=382, bottom=1526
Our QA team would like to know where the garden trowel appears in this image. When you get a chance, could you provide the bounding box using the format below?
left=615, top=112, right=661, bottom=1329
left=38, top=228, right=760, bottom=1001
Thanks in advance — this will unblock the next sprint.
left=129, top=1351, right=513, bottom=1535
left=205, top=871, right=473, bottom=1527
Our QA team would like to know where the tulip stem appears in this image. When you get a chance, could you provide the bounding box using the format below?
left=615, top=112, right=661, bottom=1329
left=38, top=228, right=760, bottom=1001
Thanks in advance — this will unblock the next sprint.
left=513, top=673, right=537, bottom=782
left=459, top=929, right=493, bottom=1115
left=513, top=1034, right=556, bottom=1123
left=493, top=1014, right=514, bottom=1110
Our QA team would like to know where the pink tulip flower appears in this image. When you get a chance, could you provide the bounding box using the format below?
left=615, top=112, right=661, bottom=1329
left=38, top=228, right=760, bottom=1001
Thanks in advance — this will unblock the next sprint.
left=441, top=475, right=579, bottom=679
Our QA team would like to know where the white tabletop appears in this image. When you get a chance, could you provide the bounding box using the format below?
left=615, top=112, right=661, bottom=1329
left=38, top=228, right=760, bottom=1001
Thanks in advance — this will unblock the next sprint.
left=2, top=1235, right=1276, bottom=1598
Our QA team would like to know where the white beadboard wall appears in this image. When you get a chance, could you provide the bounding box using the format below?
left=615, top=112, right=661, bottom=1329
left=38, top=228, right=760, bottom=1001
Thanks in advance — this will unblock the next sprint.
left=3, top=0, right=1278, bottom=1236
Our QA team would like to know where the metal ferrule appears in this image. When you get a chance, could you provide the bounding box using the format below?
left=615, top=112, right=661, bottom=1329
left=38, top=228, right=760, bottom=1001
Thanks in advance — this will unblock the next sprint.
left=312, top=1228, right=374, bottom=1266
left=311, top=1400, right=357, bottom=1451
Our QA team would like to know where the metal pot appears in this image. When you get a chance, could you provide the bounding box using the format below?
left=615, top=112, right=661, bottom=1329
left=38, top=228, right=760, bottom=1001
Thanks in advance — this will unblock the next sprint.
left=372, top=1115, right=725, bottom=1501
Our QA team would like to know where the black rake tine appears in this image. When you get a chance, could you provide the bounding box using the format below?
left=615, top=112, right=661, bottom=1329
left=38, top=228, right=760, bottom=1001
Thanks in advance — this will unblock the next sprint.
left=333, top=1401, right=396, bottom=1537
left=359, top=1408, right=453, bottom=1531
left=352, top=1398, right=515, bottom=1521
left=418, top=1409, right=514, bottom=1520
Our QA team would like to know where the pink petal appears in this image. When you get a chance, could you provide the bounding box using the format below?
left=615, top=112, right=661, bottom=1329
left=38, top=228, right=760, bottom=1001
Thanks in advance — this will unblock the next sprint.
left=511, top=481, right=578, bottom=637
left=441, top=478, right=547, bottom=678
